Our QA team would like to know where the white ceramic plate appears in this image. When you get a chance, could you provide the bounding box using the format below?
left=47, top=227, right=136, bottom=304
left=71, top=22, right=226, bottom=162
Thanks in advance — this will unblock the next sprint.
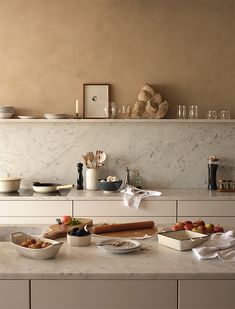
left=97, top=238, right=142, bottom=254
left=44, top=113, right=67, bottom=119
left=17, top=116, right=35, bottom=119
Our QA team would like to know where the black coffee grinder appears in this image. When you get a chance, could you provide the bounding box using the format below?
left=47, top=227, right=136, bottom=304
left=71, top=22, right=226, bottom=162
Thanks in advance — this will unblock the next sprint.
left=208, top=156, right=219, bottom=190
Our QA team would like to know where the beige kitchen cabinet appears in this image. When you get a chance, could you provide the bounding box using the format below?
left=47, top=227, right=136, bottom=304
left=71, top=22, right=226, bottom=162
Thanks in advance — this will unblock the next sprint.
left=0, top=280, right=29, bottom=309
left=31, top=279, right=177, bottom=309
left=0, top=201, right=72, bottom=224
left=178, top=280, right=235, bottom=309
left=73, top=200, right=176, bottom=224
left=177, top=201, right=235, bottom=226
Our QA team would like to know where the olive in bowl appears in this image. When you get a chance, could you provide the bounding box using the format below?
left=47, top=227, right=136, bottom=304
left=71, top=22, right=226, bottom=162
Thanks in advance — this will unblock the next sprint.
left=67, top=226, right=91, bottom=247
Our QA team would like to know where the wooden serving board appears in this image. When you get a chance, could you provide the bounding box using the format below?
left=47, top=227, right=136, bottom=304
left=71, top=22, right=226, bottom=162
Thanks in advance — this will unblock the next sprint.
left=92, top=226, right=158, bottom=239
left=49, top=218, right=93, bottom=232
left=43, top=218, right=93, bottom=239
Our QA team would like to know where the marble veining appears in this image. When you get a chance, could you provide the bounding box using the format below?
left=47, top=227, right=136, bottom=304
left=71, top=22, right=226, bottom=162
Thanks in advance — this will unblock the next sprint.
left=0, top=237, right=234, bottom=280
left=0, top=122, right=234, bottom=189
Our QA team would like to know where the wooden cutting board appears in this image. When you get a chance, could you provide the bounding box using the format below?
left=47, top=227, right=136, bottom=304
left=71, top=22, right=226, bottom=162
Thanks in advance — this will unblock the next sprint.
left=43, top=218, right=93, bottom=239
left=92, top=226, right=158, bottom=239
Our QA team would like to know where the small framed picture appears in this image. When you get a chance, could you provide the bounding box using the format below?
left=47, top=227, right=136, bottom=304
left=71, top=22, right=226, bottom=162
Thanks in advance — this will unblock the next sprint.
left=83, top=84, right=110, bottom=118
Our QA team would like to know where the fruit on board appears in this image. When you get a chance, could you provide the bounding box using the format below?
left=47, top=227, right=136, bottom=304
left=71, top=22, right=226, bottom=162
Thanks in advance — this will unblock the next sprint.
left=171, top=220, right=224, bottom=234
left=62, top=215, right=72, bottom=225
left=214, top=224, right=224, bottom=233
left=184, top=220, right=192, bottom=225
left=193, top=219, right=205, bottom=227
left=205, top=223, right=214, bottom=233
left=197, top=225, right=207, bottom=234
left=184, top=223, right=194, bottom=230
left=172, top=222, right=184, bottom=231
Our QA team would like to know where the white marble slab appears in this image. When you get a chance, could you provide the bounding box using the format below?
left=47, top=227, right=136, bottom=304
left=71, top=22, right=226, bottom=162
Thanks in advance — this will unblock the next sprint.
left=67, top=188, right=235, bottom=201
left=0, top=122, right=234, bottom=189
left=0, top=236, right=234, bottom=280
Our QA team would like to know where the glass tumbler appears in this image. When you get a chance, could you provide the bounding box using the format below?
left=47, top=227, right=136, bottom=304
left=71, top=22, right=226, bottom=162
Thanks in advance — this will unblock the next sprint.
left=189, top=105, right=199, bottom=119
left=176, top=105, right=186, bottom=119
left=220, top=110, right=231, bottom=119
left=207, top=111, right=217, bottom=119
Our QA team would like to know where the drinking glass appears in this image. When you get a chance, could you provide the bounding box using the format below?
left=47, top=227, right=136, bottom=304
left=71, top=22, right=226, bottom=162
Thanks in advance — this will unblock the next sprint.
left=176, top=105, right=186, bottom=119
left=207, top=110, right=217, bottom=119
left=188, top=105, right=199, bottom=119
left=220, top=110, right=231, bottom=119
left=110, top=102, right=117, bottom=119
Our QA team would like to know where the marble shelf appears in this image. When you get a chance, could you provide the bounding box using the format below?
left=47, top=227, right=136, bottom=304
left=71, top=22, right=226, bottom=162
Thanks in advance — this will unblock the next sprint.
left=0, top=118, right=234, bottom=123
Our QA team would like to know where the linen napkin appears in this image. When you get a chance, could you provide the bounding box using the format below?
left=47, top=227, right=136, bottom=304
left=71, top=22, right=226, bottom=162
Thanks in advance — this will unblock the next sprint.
left=120, top=185, right=162, bottom=209
left=192, top=230, right=235, bottom=261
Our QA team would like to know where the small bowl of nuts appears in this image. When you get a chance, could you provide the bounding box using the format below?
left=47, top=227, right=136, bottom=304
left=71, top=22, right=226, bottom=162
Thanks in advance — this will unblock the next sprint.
left=97, top=176, right=122, bottom=192
left=10, top=232, right=63, bottom=259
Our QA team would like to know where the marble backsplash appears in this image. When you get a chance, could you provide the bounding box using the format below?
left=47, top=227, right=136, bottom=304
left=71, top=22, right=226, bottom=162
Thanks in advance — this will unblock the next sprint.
left=0, top=122, right=234, bottom=189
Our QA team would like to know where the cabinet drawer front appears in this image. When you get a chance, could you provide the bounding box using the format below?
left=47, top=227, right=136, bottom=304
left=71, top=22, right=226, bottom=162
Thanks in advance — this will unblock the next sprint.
left=179, top=280, right=235, bottom=309
left=178, top=201, right=235, bottom=216
left=74, top=200, right=176, bottom=217
left=0, top=201, right=72, bottom=216
left=32, top=279, right=177, bottom=309
left=0, top=280, right=29, bottom=309
left=0, top=217, right=61, bottom=224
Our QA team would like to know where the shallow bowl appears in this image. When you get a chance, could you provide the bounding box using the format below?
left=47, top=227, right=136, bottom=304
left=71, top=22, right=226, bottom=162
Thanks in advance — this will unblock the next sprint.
left=10, top=232, right=63, bottom=259
left=97, top=179, right=122, bottom=192
left=0, top=111, right=14, bottom=119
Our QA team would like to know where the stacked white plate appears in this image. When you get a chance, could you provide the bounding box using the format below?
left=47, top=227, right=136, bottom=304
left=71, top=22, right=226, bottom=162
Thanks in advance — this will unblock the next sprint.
left=44, top=113, right=67, bottom=119
left=0, top=106, right=15, bottom=119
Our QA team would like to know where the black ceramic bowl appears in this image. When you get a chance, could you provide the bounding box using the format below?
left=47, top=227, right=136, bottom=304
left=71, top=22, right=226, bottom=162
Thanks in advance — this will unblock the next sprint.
left=97, top=179, right=122, bottom=192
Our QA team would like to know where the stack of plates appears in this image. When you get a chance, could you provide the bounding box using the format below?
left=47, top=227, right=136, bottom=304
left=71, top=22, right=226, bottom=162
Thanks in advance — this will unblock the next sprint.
left=44, top=113, right=67, bottom=119
left=0, top=106, right=15, bottom=119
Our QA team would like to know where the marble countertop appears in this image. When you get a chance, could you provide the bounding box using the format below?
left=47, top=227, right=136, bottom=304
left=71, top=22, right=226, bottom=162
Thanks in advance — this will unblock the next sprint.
left=1, top=236, right=234, bottom=280
left=0, top=188, right=235, bottom=201
left=67, top=188, right=235, bottom=201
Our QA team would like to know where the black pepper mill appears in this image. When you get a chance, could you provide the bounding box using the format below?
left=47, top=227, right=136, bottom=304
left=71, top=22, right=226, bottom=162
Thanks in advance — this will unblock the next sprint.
left=208, top=156, right=219, bottom=190
left=77, top=162, right=83, bottom=190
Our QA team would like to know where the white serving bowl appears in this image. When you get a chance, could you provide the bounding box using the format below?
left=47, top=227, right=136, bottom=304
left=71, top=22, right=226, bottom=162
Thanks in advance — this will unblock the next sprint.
left=0, top=111, right=14, bottom=119
left=0, top=106, right=15, bottom=111
left=10, top=232, right=63, bottom=259
left=158, top=230, right=209, bottom=251
left=67, top=233, right=91, bottom=247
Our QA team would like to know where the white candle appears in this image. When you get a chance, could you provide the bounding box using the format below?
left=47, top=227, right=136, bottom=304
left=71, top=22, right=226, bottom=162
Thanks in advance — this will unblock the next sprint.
left=75, top=99, right=79, bottom=114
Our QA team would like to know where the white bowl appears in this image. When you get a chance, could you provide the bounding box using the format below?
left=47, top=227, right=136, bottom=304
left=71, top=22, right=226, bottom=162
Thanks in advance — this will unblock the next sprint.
left=10, top=232, right=63, bottom=259
left=67, top=233, right=91, bottom=247
left=0, top=112, right=14, bottom=119
left=0, top=106, right=15, bottom=112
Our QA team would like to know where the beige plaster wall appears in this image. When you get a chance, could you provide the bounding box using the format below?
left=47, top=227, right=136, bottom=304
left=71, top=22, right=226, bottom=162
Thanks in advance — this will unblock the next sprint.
left=0, top=0, right=234, bottom=118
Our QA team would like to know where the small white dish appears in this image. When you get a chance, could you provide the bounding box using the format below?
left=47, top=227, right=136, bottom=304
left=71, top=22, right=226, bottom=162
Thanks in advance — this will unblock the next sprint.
left=0, top=112, right=14, bottom=119
left=10, top=232, right=63, bottom=259
left=44, top=113, right=67, bottom=119
left=97, top=238, right=142, bottom=254
left=17, top=116, right=35, bottom=119
left=158, top=230, right=209, bottom=251
left=67, top=233, right=91, bottom=247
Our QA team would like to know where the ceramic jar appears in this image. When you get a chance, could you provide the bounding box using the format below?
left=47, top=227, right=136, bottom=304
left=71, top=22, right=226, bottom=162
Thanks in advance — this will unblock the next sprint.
left=86, top=168, right=100, bottom=190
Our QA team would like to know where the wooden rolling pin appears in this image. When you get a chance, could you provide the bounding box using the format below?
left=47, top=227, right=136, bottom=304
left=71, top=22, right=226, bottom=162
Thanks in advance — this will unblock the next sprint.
left=92, top=221, right=155, bottom=234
